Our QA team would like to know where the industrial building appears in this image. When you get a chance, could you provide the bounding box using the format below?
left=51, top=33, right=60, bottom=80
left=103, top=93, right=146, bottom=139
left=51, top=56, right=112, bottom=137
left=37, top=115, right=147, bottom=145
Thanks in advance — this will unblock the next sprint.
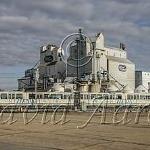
left=135, top=71, right=150, bottom=93
left=18, top=30, right=136, bottom=93
left=18, top=44, right=65, bottom=91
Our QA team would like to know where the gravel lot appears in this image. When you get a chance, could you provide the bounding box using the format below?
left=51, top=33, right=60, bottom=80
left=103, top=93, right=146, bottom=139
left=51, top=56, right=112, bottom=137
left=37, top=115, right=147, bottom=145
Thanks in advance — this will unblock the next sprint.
left=0, top=111, right=150, bottom=150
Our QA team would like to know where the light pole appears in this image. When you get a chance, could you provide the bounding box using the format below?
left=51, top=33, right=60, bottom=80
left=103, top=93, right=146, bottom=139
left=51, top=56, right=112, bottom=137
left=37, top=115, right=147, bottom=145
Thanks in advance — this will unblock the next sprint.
left=35, top=68, right=39, bottom=99
left=34, top=63, right=49, bottom=99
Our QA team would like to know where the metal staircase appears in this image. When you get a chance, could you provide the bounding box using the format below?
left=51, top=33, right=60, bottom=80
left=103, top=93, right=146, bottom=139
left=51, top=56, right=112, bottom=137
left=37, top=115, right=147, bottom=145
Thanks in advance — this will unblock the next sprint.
left=100, top=67, right=126, bottom=92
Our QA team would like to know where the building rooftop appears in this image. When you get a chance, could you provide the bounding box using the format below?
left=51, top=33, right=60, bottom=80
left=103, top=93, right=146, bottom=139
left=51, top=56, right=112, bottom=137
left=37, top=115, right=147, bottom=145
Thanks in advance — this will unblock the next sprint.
left=107, top=56, right=133, bottom=64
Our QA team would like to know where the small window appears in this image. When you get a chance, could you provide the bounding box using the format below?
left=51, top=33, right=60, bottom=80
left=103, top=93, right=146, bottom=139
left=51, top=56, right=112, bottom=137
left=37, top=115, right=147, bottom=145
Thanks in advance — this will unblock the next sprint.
left=9, top=94, right=11, bottom=99
left=29, top=94, right=35, bottom=99
left=44, top=94, right=49, bottom=99
left=97, top=94, right=102, bottom=99
left=110, top=95, right=113, bottom=99
left=140, top=95, right=146, bottom=99
left=37, top=94, right=43, bottom=99
left=37, top=95, right=40, bottom=99
left=16, top=94, right=23, bottom=99
left=49, top=94, right=52, bottom=99
left=116, top=94, right=122, bottom=99
left=84, top=94, right=88, bottom=99
left=1, top=93, right=7, bottom=99
left=110, top=95, right=116, bottom=99
left=103, top=94, right=109, bottom=99
left=80, top=94, right=83, bottom=99
left=68, top=95, right=72, bottom=99
left=91, top=94, right=96, bottom=99
left=12, top=94, right=15, bottom=99
left=64, top=95, right=67, bottom=99
left=74, top=93, right=80, bottom=99
left=146, top=96, right=149, bottom=100
left=56, top=94, right=63, bottom=99
left=136, top=95, right=139, bottom=100
left=50, top=94, right=62, bottom=99
left=127, top=94, right=133, bottom=100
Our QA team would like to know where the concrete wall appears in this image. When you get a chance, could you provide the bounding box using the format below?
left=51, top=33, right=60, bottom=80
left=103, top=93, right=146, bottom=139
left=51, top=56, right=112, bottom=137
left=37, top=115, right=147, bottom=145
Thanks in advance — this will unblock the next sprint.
left=105, top=47, right=127, bottom=58
left=126, top=63, right=135, bottom=92
left=108, top=59, right=135, bottom=92
left=142, top=72, right=150, bottom=92
left=40, top=44, right=66, bottom=80
left=135, top=71, right=150, bottom=93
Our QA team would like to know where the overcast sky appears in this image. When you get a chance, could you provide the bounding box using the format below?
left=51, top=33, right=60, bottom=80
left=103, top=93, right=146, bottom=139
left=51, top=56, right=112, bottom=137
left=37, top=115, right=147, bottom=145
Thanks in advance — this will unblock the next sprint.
left=0, top=0, right=150, bottom=89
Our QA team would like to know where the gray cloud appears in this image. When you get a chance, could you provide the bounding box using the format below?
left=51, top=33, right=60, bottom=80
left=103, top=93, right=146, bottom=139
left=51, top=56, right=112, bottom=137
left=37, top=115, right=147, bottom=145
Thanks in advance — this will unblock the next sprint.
left=0, top=0, right=150, bottom=71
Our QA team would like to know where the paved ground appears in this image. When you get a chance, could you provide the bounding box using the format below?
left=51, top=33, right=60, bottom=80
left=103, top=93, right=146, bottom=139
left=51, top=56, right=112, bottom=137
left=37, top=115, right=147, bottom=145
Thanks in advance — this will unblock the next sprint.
left=0, top=111, right=150, bottom=150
